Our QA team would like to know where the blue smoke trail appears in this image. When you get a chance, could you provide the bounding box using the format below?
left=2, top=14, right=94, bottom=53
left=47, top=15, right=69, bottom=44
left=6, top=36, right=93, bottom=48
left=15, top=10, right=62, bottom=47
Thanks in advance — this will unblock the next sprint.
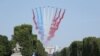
left=39, top=7, right=44, bottom=40
left=35, top=8, right=44, bottom=40
left=35, top=8, right=41, bottom=38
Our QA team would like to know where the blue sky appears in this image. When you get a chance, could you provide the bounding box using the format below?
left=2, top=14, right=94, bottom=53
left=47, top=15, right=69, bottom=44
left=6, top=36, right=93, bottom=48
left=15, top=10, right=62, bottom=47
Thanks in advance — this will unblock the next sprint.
left=0, top=0, right=100, bottom=47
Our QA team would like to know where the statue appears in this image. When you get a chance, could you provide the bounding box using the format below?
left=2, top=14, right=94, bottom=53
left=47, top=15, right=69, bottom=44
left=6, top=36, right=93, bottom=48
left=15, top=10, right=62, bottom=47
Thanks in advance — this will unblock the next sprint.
left=11, top=42, right=22, bottom=56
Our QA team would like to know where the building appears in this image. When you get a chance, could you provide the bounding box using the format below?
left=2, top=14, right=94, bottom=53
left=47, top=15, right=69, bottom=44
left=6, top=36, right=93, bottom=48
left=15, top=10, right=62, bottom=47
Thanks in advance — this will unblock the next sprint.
left=45, top=46, right=59, bottom=56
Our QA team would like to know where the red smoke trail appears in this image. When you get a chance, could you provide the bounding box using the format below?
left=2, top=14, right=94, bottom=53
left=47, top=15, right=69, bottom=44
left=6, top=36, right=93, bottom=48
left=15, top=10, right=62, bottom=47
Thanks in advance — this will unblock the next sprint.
left=53, top=8, right=58, bottom=21
left=32, top=9, right=38, bottom=30
left=52, top=8, right=61, bottom=27
left=54, top=9, right=61, bottom=24
left=55, top=9, right=65, bottom=30
left=47, top=8, right=58, bottom=40
left=47, top=9, right=65, bottom=41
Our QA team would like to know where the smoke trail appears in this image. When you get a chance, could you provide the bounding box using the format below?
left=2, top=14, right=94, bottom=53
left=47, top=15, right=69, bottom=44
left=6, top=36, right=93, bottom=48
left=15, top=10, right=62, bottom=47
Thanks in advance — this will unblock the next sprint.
left=32, top=7, right=65, bottom=42
left=47, top=8, right=58, bottom=40
left=32, top=9, right=38, bottom=30
left=43, top=7, right=46, bottom=40
left=54, top=8, right=61, bottom=25
left=47, top=9, right=65, bottom=41
left=35, top=8, right=44, bottom=40
left=56, top=9, right=65, bottom=30
left=39, top=7, right=44, bottom=40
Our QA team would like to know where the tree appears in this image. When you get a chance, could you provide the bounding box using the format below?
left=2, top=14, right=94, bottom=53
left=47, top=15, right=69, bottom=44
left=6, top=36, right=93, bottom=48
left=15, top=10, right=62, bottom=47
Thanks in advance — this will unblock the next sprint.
left=60, top=47, right=69, bottom=56
left=11, top=24, right=33, bottom=56
left=96, top=38, right=100, bottom=56
left=0, top=35, right=11, bottom=56
left=53, top=51, right=60, bottom=56
left=69, top=41, right=83, bottom=56
left=35, top=40, right=47, bottom=56
left=82, top=37, right=100, bottom=56
left=11, top=24, right=47, bottom=56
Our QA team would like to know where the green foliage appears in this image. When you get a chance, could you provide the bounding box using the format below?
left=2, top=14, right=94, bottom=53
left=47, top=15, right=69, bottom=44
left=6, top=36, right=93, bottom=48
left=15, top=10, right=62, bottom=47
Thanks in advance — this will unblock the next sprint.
left=35, top=40, right=47, bottom=56
left=11, top=24, right=33, bottom=56
left=58, top=36, right=100, bottom=56
left=1, top=24, right=100, bottom=56
left=53, top=47, right=70, bottom=56
left=0, top=35, right=11, bottom=56
left=82, top=37, right=100, bottom=56
left=11, top=24, right=46, bottom=56
left=70, top=41, right=82, bottom=56
left=60, top=47, right=69, bottom=56
left=53, top=51, right=60, bottom=56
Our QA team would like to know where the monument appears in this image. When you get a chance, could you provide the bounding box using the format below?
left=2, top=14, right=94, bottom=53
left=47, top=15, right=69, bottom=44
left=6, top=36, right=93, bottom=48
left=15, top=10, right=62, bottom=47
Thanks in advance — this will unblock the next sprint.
left=11, top=43, right=22, bottom=56
left=45, top=46, right=59, bottom=56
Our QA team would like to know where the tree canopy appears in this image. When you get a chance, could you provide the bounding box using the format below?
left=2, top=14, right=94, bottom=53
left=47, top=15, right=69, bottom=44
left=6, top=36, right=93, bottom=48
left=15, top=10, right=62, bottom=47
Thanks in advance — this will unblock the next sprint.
left=0, top=24, right=100, bottom=56
left=0, top=24, right=47, bottom=56
left=55, top=36, right=100, bottom=56
left=11, top=24, right=47, bottom=56
left=0, top=35, right=11, bottom=56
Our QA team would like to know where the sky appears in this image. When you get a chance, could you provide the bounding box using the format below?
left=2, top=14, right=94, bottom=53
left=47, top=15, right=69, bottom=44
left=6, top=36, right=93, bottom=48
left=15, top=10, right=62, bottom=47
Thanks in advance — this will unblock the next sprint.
left=0, top=0, right=100, bottom=47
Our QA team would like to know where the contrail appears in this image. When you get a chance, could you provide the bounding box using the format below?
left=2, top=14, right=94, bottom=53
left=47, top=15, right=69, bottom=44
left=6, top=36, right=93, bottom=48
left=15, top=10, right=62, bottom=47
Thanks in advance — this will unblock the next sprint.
left=32, top=7, right=66, bottom=43
left=39, top=7, right=44, bottom=40
left=47, top=8, right=65, bottom=41
left=32, top=9, right=38, bottom=30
